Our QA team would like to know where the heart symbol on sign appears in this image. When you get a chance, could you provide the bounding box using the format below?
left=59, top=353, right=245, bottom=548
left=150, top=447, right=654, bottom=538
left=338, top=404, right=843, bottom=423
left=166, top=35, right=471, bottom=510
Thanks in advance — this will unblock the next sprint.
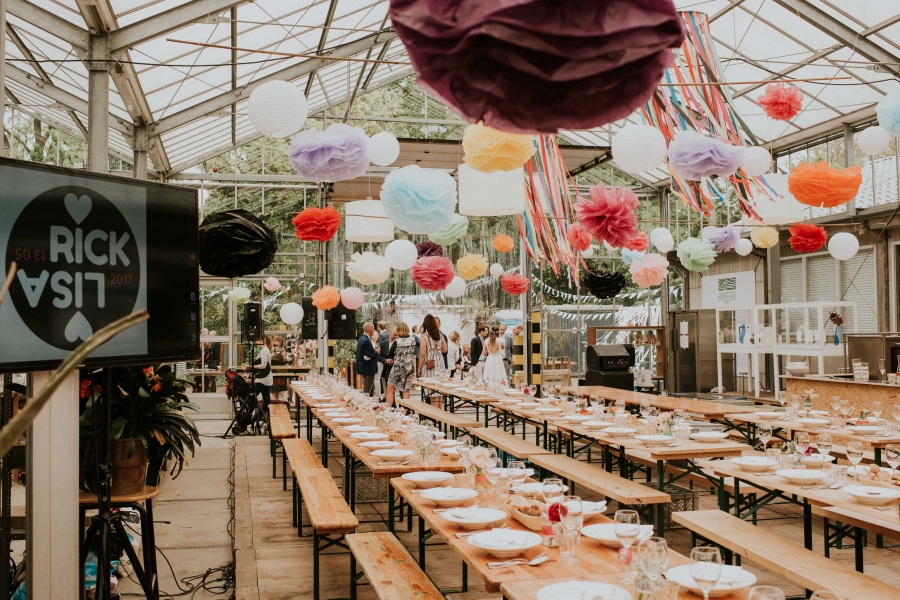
left=64, top=311, right=93, bottom=342
left=64, top=193, right=92, bottom=225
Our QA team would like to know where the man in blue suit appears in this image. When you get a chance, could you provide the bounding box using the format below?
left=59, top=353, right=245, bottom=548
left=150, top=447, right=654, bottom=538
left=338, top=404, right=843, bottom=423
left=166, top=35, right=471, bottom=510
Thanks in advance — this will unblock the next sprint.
left=356, top=322, right=379, bottom=396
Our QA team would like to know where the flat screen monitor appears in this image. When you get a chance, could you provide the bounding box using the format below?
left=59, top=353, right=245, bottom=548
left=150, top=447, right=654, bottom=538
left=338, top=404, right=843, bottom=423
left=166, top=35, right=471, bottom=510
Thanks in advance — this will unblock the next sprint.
left=0, top=158, right=199, bottom=373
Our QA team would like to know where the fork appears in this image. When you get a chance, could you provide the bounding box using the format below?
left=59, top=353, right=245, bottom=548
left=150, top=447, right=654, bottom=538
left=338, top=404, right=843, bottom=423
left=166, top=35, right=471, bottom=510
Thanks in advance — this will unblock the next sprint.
left=455, top=524, right=508, bottom=538
left=801, top=486, right=825, bottom=490
left=487, top=553, right=548, bottom=569
left=434, top=504, right=479, bottom=513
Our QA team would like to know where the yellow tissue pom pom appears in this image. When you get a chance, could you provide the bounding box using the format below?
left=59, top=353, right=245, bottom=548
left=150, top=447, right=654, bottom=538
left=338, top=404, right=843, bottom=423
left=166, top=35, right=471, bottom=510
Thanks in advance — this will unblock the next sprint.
left=462, top=123, right=536, bottom=173
left=456, top=254, right=489, bottom=280
left=750, top=226, right=779, bottom=249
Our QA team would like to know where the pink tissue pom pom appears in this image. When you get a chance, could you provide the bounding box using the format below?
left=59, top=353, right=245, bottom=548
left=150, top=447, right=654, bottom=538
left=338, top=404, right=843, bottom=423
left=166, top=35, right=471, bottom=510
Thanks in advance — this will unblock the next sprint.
left=574, top=183, right=640, bottom=249
left=625, top=232, right=649, bottom=252
left=263, top=277, right=280, bottom=292
left=629, top=253, right=669, bottom=288
left=757, top=83, right=804, bottom=121
left=410, top=256, right=455, bottom=291
left=567, top=223, right=592, bottom=252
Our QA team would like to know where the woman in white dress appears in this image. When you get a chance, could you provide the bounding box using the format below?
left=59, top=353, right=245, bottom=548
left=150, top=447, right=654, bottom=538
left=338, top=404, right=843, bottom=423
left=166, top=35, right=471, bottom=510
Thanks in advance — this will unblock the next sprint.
left=481, top=326, right=508, bottom=387
left=447, top=331, right=461, bottom=379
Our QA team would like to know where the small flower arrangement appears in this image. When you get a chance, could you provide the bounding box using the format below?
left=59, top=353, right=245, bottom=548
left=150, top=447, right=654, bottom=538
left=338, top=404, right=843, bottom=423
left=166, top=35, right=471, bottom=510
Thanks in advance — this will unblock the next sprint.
left=656, top=412, right=675, bottom=434
left=522, top=386, right=532, bottom=396
left=467, top=446, right=490, bottom=474
left=829, top=312, right=843, bottom=326
left=783, top=440, right=813, bottom=457
left=373, top=404, right=386, bottom=412
left=546, top=501, right=568, bottom=523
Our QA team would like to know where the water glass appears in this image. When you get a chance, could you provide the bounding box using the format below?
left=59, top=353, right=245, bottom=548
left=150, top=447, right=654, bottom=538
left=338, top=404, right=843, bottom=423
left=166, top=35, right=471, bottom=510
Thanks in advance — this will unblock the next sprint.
left=507, top=460, right=527, bottom=489
left=636, top=537, right=669, bottom=588
left=885, top=445, right=900, bottom=473
left=833, top=466, right=847, bottom=488
left=542, top=478, right=565, bottom=505
left=748, top=586, right=786, bottom=600
left=795, top=432, right=810, bottom=454
left=655, top=579, right=680, bottom=599
left=613, top=510, right=641, bottom=584
left=816, top=433, right=832, bottom=456
left=690, top=546, right=723, bottom=600
left=766, top=447, right=782, bottom=464
left=496, top=476, right=510, bottom=504
left=889, top=373, right=898, bottom=384
left=558, top=527, right=579, bottom=564
left=846, top=441, right=864, bottom=468
left=780, top=454, right=795, bottom=470
left=675, top=425, right=691, bottom=447
left=424, top=445, right=439, bottom=465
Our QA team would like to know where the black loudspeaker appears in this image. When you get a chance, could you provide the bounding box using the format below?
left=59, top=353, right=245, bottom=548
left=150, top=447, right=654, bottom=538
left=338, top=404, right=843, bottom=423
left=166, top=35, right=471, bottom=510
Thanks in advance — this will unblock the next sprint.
left=301, top=297, right=318, bottom=340
left=327, top=304, right=357, bottom=340
left=243, top=302, right=262, bottom=340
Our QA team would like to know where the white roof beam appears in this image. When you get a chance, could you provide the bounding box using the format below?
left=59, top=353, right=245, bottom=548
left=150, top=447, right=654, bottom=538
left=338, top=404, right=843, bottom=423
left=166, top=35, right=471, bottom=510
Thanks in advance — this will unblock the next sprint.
left=109, top=0, right=249, bottom=52
left=7, top=0, right=89, bottom=51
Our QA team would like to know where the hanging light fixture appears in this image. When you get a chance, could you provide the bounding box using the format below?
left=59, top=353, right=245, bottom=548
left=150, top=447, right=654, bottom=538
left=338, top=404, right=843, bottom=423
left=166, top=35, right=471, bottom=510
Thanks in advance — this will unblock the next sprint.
left=458, top=165, right=526, bottom=216
left=345, top=200, right=394, bottom=242
left=247, top=80, right=308, bottom=138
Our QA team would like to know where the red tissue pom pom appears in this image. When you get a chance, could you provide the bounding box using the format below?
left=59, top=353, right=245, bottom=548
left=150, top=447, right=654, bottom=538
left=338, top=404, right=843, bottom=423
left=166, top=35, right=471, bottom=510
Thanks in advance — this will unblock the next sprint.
left=575, top=183, right=640, bottom=249
left=788, top=223, right=827, bottom=253
left=757, top=83, right=804, bottom=121
left=411, top=256, right=455, bottom=291
left=500, top=273, right=530, bottom=296
left=567, top=223, right=592, bottom=252
left=292, top=206, right=341, bottom=242
left=625, top=231, right=649, bottom=252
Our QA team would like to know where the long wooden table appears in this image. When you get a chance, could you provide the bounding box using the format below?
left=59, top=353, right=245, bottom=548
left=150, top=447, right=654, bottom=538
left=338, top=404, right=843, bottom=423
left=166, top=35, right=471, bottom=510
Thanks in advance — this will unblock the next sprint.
left=471, top=427, right=552, bottom=461
left=396, top=398, right=483, bottom=435
left=416, top=380, right=503, bottom=424
left=560, top=385, right=762, bottom=420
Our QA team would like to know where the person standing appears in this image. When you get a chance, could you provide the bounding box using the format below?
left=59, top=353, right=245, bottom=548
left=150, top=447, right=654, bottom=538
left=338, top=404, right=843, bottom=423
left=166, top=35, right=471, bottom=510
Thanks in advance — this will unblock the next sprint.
left=270, top=335, right=293, bottom=404
left=379, top=328, right=398, bottom=396
left=500, top=323, right=513, bottom=378
left=412, top=325, right=421, bottom=361
left=447, top=331, right=461, bottom=379
left=418, top=314, right=448, bottom=405
left=356, top=322, right=379, bottom=396
left=244, top=334, right=273, bottom=408
left=375, top=321, right=389, bottom=397
left=435, top=317, right=449, bottom=370
left=470, top=323, right=487, bottom=379
left=386, top=323, right=416, bottom=406
left=481, top=325, right=509, bottom=387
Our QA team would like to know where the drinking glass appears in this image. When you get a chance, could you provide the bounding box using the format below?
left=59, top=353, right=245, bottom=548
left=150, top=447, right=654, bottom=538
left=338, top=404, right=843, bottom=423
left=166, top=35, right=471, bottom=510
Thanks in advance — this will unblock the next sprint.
left=893, top=405, right=900, bottom=424
left=830, top=396, right=842, bottom=414
left=816, top=434, right=832, bottom=457
left=780, top=454, right=795, bottom=470
left=846, top=441, right=864, bottom=469
left=885, top=445, right=900, bottom=474
left=485, top=458, right=501, bottom=507
left=655, top=579, right=680, bottom=600
left=542, top=478, right=565, bottom=505
left=690, top=546, right=723, bottom=600
left=873, top=401, right=884, bottom=422
left=766, top=447, right=782, bottom=464
left=880, top=359, right=887, bottom=383
left=795, top=432, right=810, bottom=455
left=640, top=400, right=651, bottom=419
left=675, top=425, right=691, bottom=447
left=840, top=399, right=851, bottom=420
left=889, top=374, right=897, bottom=384
left=507, top=460, right=527, bottom=489
left=758, top=424, right=773, bottom=450
left=674, top=409, right=687, bottom=425
left=748, top=586, right=786, bottom=600
left=776, top=391, right=786, bottom=412
left=496, top=476, right=510, bottom=504
left=636, top=537, right=668, bottom=589
left=790, top=395, right=802, bottom=418
left=455, top=472, right=474, bottom=490
left=557, top=527, right=578, bottom=565
left=486, top=447, right=499, bottom=466
left=810, top=591, right=843, bottom=600
left=613, top=510, right=641, bottom=584
left=833, top=466, right=848, bottom=488
left=560, top=496, right=582, bottom=564
left=589, top=396, right=601, bottom=412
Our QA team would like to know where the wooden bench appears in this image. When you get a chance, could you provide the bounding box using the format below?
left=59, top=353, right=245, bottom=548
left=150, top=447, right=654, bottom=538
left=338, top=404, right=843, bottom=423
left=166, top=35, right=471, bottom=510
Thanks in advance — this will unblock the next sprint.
left=346, top=532, right=443, bottom=600
left=284, top=437, right=323, bottom=529
left=268, top=403, right=297, bottom=489
left=673, top=509, right=900, bottom=599
left=472, top=428, right=551, bottom=462
left=397, top=398, right=483, bottom=435
left=295, top=467, right=359, bottom=600
left=812, top=504, right=900, bottom=572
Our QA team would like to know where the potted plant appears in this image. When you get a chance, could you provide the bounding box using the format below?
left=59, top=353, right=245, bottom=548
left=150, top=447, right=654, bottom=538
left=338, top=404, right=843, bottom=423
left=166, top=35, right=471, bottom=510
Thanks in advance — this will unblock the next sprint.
left=80, top=365, right=201, bottom=495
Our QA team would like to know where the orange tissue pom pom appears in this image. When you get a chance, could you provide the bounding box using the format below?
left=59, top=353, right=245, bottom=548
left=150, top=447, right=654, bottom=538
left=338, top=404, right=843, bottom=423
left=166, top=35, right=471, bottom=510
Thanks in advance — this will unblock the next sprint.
left=311, top=285, right=341, bottom=310
left=787, top=162, right=862, bottom=209
left=501, top=273, right=529, bottom=295
left=492, top=234, right=514, bottom=253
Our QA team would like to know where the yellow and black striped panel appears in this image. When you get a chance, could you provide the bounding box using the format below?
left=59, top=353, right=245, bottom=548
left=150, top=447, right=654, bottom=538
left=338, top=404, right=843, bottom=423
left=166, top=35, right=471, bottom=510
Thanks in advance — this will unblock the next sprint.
left=531, top=311, right=541, bottom=396
left=512, top=334, right=525, bottom=371
left=328, top=339, right=335, bottom=372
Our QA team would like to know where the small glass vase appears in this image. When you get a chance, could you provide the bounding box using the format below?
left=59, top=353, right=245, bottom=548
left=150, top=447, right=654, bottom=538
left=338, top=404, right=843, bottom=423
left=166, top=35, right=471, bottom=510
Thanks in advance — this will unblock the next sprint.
left=473, top=472, right=490, bottom=492
left=541, top=520, right=560, bottom=547
left=834, top=324, right=843, bottom=346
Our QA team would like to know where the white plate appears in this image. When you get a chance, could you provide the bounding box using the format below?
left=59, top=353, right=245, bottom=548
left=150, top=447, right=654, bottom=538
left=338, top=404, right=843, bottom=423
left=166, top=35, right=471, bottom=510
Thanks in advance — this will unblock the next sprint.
left=535, top=407, right=562, bottom=414
left=467, top=529, right=543, bottom=557
left=333, top=417, right=362, bottom=424
left=580, top=523, right=654, bottom=548
left=439, top=439, right=460, bottom=446
left=314, top=403, right=339, bottom=408
left=730, top=457, right=778, bottom=473
left=469, top=390, right=492, bottom=396
left=847, top=425, right=883, bottom=434
left=755, top=411, right=783, bottom=420
left=419, top=487, right=479, bottom=507
left=359, top=441, right=400, bottom=450
left=797, top=418, right=830, bottom=428
left=488, top=467, right=535, bottom=478
left=665, top=564, right=757, bottom=597
left=691, top=432, right=729, bottom=443
left=842, top=485, right=900, bottom=505
left=499, top=398, right=523, bottom=405
left=776, top=469, right=828, bottom=484
left=517, top=402, right=541, bottom=409
left=583, top=420, right=613, bottom=430
left=801, top=454, right=836, bottom=467
left=514, top=482, right=569, bottom=498
left=604, top=427, right=636, bottom=438
left=401, top=471, right=455, bottom=488
left=536, top=581, right=630, bottom=600
left=504, top=390, right=526, bottom=397
left=580, top=500, right=608, bottom=518
left=636, top=435, right=672, bottom=447
left=441, top=507, right=507, bottom=529
left=324, top=411, right=349, bottom=418
left=370, top=449, right=414, bottom=461
left=440, top=446, right=460, bottom=456
left=343, top=425, right=378, bottom=432
left=563, top=415, right=593, bottom=424
left=350, top=432, right=389, bottom=440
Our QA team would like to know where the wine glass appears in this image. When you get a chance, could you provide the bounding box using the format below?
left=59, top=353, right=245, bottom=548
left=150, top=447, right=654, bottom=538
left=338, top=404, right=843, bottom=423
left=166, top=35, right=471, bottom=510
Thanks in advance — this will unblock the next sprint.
left=795, top=432, right=810, bottom=455
left=758, top=423, right=773, bottom=450
left=613, top=510, right=641, bottom=584
left=560, top=496, right=583, bottom=564
left=893, top=405, right=900, bottom=425
left=690, top=546, right=723, bottom=600
left=839, top=399, right=851, bottom=421
left=880, top=359, right=887, bottom=383
left=776, top=391, right=786, bottom=412
left=457, top=435, right=472, bottom=468
left=830, top=396, right=841, bottom=414
left=507, top=460, right=527, bottom=490
left=885, top=445, right=900, bottom=476
left=846, top=441, right=864, bottom=471
left=640, top=400, right=651, bottom=419
left=542, top=477, right=565, bottom=506
left=636, top=537, right=668, bottom=591
left=485, top=458, right=501, bottom=508
left=789, top=395, right=801, bottom=418
left=873, top=401, right=883, bottom=422
left=748, top=586, right=786, bottom=600
left=816, top=433, right=832, bottom=457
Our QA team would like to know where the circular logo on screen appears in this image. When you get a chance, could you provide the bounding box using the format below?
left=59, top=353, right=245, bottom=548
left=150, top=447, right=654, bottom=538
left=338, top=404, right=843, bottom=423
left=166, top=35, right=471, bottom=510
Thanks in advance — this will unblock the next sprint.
left=5, top=186, right=141, bottom=350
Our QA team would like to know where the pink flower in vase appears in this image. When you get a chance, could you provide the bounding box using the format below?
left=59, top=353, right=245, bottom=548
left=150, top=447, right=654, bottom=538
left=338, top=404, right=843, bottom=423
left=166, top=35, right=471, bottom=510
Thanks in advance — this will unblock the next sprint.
left=618, top=546, right=632, bottom=565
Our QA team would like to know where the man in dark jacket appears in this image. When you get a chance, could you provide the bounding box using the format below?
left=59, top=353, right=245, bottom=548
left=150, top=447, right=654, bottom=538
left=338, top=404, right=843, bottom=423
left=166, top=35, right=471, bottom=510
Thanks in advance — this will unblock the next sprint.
left=378, top=327, right=398, bottom=394
left=356, top=322, right=379, bottom=395
left=470, top=323, right=487, bottom=378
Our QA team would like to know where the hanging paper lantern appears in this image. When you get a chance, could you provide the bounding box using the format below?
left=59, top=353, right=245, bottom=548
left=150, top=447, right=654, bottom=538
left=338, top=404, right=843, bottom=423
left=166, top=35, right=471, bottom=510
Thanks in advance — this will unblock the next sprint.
left=676, top=237, right=717, bottom=272
left=340, top=287, right=365, bottom=310
left=757, top=83, right=804, bottom=121
left=702, top=225, right=740, bottom=253
left=755, top=174, right=806, bottom=225
left=380, top=165, right=457, bottom=234
left=567, top=224, right=592, bottom=253
left=388, top=0, right=684, bottom=134
left=444, top=276, right=467, bottom=298
left=385, top=239, right=418, bottom=270
left=612, top=125, right=667, bottom=174
left=492, top=234, right=515, bottom=253
left=456, top=254, right=488, bottom=280
left=649, top=228, right=670, bottom=246
left=625, top=232, right=649, bottom=252
left=500, top=273, right=529, bottom=296
left=200, top=209, right=277, bottom=278
left=667, top=130, right=745, bottom=181
left=740, top=147, right=772, bottom=176
left=279, top=302, right=304, bottom=325
left=347, top=252, right=391, bottom=285
left=750, top=226, right=779, bottom=249
left=583, top=270, right=626, bottom=299
left=458, top=164, right=526, bottom=216
left=630, top=253, right=669, bottom=288
left=428, top=213, right=469, bottom=245
left=345, top=200, right=394, bottom=242
left=575, top=182, right=640, bottom=248
left=788, top=223, right=827, bottom=253
left=367, top=131, right=401, bottom=166
left=292, top=206, right=341, bottom=242
left=411, top=256, right=455, bottom=291
left=581, top=246, right=594, bottom=258
left=876, top=88, right=900, bottom=137
left=621, top=248, right=645, bottom=265
left=416, top=240, right=443, bottom=258
left=489, top=263, right=504, bottom=277
left=311, top=285, right=341, bottom=310
left=229, top=287, right=251, bottom=305
left=287, top=123, right=370, bottom=182
left=462, top=123, right=536, bottom=172
left=787, top=162, right=862, bottom=208
left=858, top=126, right=891, bottom=155
left=828, top=232, right=859, bottom=261
left=263, top=277, right=281, bottom=292
left=247, top=80, right=308, bottom=138
left=654, top=234, right=675, bottom=254
left=735, top=238, right=754, bottom=256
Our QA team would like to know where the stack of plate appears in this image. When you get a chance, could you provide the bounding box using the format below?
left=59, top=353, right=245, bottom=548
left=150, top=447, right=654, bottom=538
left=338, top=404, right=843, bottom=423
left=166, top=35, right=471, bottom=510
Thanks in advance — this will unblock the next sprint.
left=440, top=507, right=507, bottom=529
left=664, top=564, right=757, bottom=597
left=580, top=523, right=653, bottom=547
left=401, top=471, right=454, bottom=489
left=466, top=530, right=542, bottom=557
left=420, top=487, right=479, bottom=506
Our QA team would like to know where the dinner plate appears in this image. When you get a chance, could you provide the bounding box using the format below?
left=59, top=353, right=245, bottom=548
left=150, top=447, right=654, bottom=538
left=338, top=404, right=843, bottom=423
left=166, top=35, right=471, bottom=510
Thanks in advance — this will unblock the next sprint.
left=440, top=507, right=507, bottom=529
left=562, top=415, right=593, bottom=424
left=499, top=398, right=523, bottom=405
left=401, top=471, right=455, bottom=488
left=755, top=411, right=783, bottom=420
left=323, top=411, right=349, bottom=418
left=343, top=425, right=378, bottom=432
left=636, top=435, right=672, bottom=447
left=842, top=484, right=900, bottom=505
left=313, top=403, right=339, bottom=408
left=517, top=402, right=541, bottom=409
left=370, top=449, right=413, bottom=462
left=690, top=432, right=729, bottom=443
left=579, top=500, right=608, bottom=519
left=604, top=427, right=636, bottom=438
left=349, top=432, right=389, bottom=440
left=514, top=482, right=569, bottom=498
left=504, top=390, right=526, bottom=397
left=730, top=457, right=778, bottom=473
left=333, top=417, right=362, bottom=424
left=847, top=425, right=884, bottom=434
left=776, top=469, right=828, bottom=484
left=359, top=441, right=400, bottom=450
left=535, top=407, right=563, bottom=415
left=580, top=523, right=653, bottom=548
left=801, top=454, right=836, bottom=467
left=664, top=564, right=757, bottom=597
left=536, top=581, right=630, bottom=600
left=440, top=446, right=460, bottom=456
left=583, top=420, right=613, bottom=430
left=466, top=529, right=542, bottom=558
left=797, top=418, right=830, bottom=428
left=469, top=390, right=491, bottom=396
left=488, top=467, right=535, bottom=478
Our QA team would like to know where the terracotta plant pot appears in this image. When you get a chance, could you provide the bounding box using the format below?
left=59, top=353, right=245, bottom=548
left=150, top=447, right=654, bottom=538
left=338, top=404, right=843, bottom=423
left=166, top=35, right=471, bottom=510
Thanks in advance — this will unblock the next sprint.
left=110, top=438, right=148, bottom=496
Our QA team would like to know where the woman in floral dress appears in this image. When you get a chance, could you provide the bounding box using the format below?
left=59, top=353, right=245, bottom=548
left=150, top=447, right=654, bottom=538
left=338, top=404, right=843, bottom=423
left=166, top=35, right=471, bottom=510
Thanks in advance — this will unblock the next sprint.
left=386, top=322, right=417, bottom=406
left=418, top=314, right=448, bottom=405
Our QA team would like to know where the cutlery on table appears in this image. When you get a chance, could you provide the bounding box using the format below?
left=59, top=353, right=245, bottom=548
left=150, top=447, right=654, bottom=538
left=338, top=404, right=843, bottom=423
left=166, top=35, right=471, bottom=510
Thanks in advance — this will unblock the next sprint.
left=487, top=553, right=548, bottom=569
left=455, top=525, right=508, bottom=538
left=801, top=486, right=825, bottom=490
left=433, top=504, right=478, bottom=513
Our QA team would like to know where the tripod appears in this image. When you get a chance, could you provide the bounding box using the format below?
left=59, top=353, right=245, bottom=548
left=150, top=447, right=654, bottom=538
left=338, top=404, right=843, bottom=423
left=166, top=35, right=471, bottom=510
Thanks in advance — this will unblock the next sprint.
left=79, top=368, right=157, bottom=600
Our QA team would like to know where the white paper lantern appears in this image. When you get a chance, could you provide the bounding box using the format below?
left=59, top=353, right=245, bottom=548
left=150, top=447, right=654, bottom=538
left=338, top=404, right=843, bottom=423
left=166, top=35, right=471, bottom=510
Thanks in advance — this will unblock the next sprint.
left=756, top=174, right=806, bottom=225
left=740, top=147, right=772, bottom=176
left=444, top=276, right=467, bottom=298
left=654, top=234, right=675, bottom=254
left=384, top=239, right=418, bottom=270
left=582, top=246, right=594, bottom=258
left=858, top=126, right=891, bottom=155
left=458, top=164, right=525, bottom=216
left=345, top=200, right=394, bottom=242
left=367, top=132, right=401, bottom=166
left=735, top=238, right=753, bottom=256
left=247, top=80, right=308, bottom=138
left=612, top=125, right=667, bottom=174
left=489, top=263, right=504, bottom=277
left=650, top=227, right=671, bottom=246
left=279, top=302, right=304, bottom=325
left=347, top=252, right=391, bottom=285
left=828, top=232, right=859, bottom=261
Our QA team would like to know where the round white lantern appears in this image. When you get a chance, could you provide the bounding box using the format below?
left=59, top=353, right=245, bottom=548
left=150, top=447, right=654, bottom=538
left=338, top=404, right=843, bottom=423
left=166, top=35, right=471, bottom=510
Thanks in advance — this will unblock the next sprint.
left=444, top=276, right=467, bottom=298
left=740, top=147, right=772, bottom=176
left=367, top=131, right=401, bottom=166
left=247, top=80, right=308, bottom=138
left=582, top=246, right=594, bottom=258
left=650, top=227, right=671, bottom=246
left=828, top=232, right=859, bottom=261
left=340, top=287, right=365, bottom=310
left=489, top=263, right=504, bottom=277
left=279, top=302, right=304, bottom=325
left=654, top=234, right=675, bottom=254
left=757, top=173, right=806, bottom=225
left=384, top=239, right=418, bottom=270
left=735, top=238, right=753, bottom=256
left=458, top=164, right=525, bottom=216
left=345, top=200, right=394, bottom=242
left=858, top=126, right=891, bottom=155
left=612, top=125, right=667, bottom=174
